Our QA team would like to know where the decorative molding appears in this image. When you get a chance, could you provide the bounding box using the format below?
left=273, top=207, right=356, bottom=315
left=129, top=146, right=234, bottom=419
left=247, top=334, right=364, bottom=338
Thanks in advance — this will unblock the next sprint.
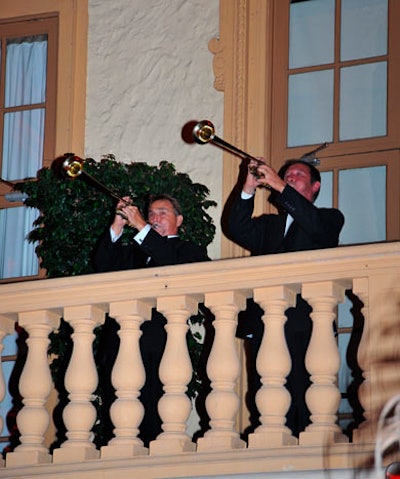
left=208, top=37, right=224, bottom=92
left=213, top=0, right=275, bottom=258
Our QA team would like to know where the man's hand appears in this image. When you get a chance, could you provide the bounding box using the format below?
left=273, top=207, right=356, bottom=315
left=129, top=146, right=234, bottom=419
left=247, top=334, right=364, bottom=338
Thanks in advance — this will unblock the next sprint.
left=111, top=196, right=147, bottom=235
left=243, top=159, right=286, bottom=194
left=121, top=204, right=147, bottom=231
left=242, top=159, right=261, bottom=195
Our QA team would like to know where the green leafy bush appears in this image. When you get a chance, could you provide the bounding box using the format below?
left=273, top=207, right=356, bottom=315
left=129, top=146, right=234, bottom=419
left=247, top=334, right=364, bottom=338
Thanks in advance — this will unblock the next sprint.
left=17, top=154, right=216, bottom=277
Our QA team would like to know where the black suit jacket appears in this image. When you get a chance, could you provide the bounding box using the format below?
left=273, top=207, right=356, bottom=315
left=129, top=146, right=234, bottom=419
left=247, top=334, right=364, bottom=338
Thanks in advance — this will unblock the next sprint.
left=228, top=185, right=344, bottom=255
left=93, top=226, right=210, bottom=272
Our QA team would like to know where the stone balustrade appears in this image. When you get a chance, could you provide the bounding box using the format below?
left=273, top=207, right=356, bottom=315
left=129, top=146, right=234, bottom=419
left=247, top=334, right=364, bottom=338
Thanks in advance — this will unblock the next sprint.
left=0, top=242, right=398, bottom=479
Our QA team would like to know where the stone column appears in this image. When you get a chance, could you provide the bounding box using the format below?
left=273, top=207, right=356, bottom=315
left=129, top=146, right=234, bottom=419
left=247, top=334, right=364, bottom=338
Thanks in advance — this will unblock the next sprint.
left=6, top=310, right=60, bottom=466
left=350, top=277, right=370, bottom=443
left=0, top=314, right=15, bottom=465
left=300, top=281, right=348, bottom=445
left=248, top=285, right=298, bottom=448
left=197, top=290, right=246, bottom=451
left=150, top=295, right=200, bottom=455
left=53, top=305, right=105, bottom=463
left=101, top=299, right=153, bottom=458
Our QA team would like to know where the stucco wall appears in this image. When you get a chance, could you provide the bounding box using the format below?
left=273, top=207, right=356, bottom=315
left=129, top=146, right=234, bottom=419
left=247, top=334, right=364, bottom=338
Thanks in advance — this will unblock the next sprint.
left=85, top=0, right=223, bottom=259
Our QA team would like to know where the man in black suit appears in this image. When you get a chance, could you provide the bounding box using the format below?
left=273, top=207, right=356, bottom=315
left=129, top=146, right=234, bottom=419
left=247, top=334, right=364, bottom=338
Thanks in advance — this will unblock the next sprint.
left=93, top=194, right=210, bottom=447
left=226, top=158, right=344, bottom=437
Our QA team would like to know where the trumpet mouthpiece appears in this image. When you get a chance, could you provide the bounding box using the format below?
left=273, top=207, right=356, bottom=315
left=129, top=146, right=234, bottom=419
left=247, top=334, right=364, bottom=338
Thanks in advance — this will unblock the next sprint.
left=63, top=155, right=84, bottom=178
left=192, top=120, right=215, bottom=144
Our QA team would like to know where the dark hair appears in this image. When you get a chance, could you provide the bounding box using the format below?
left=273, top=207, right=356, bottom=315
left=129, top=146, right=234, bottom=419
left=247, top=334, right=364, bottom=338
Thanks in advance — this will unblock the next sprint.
left=278, top=159, right=321, bottom=200
left=148, top=194, right=182, bottom=216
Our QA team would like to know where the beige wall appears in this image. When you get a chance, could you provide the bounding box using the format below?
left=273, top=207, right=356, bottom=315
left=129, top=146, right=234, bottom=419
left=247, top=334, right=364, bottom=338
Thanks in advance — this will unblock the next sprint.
left=85, top=0, right=223, bottom=259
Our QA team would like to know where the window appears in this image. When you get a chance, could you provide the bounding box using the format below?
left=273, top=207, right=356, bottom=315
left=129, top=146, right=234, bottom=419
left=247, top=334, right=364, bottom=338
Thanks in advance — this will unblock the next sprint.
left=271, top=0, right=400, bottom=244
left=0, top=16, right=57, bottom=282
left=0, top=0, right=87, bottom=282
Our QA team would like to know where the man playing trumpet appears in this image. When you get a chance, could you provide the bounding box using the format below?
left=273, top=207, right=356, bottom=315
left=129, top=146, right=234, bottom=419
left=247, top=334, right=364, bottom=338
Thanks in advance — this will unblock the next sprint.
left=95, top=193, right=209, bottom=269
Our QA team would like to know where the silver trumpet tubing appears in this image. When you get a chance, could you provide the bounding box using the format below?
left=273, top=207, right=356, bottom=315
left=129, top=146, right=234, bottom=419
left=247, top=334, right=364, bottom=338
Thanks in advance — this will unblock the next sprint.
left=192, top=119, right=327, bottom=168
left=192, top=120, right=265, bottom=166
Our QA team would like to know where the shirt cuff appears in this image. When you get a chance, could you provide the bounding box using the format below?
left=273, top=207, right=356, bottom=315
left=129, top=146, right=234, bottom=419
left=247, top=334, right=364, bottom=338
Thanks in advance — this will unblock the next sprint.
left=241, top=191, right=255, bottom=200
left=134, top=223, right=151, bottom=244
left=110, top=227, right=123, bottom=243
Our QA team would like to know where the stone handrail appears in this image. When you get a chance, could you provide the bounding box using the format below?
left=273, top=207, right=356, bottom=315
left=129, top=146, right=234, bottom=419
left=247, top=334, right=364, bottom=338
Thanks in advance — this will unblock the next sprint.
left=0, top=241, right=399, bottom=477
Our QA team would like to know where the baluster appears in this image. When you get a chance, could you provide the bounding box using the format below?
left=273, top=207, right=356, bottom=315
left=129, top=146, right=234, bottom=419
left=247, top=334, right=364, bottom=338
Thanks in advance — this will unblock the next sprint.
left=300, top=281, right=348, bottom=445
left=53, top=305, right=105, bottom=463
left=353, top=273, right=400, bottom=443
left=197, top=291, right=246, bottom=452
left=351, top=277, right=371, bottom=443
left=6, top=310, right=60, bottom=467
left=0, top=315, right=14, bottom=464
left=248, top=286, right=298, bottom=447
left=101, top=300, right=153, bottom=458
left=150, top=295, right=200, bottom=455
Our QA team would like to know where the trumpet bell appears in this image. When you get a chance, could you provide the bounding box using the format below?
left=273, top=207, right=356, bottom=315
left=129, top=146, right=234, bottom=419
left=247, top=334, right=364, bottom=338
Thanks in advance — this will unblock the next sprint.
left=63, top=155, right=84, bottom=178
left=60, top=153, right=135, bottom=211
left=193, top=120, right=215, bottom=144
left=192, top=119, right=261, bottom=164
left=191, top=119, right=270, bottom=185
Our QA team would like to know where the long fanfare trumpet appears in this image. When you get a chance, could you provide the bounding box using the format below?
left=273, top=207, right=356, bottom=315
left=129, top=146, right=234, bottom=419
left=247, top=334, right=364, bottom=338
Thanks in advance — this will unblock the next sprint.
left=192, top=120, right=326, bottom=176
left=62, top=154, right=133, bottom=219
left=192, top=120, right=266, bottom=177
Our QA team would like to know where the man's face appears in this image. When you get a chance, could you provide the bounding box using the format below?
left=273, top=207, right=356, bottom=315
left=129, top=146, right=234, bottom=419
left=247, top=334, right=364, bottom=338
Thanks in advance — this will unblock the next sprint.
left=148, top=199, right=183, bottom=237
left=283, top=163, right=320, bottom=202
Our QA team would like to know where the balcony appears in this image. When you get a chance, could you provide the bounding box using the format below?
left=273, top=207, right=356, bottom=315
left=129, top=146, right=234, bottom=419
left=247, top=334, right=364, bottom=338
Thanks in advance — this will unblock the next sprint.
left=0, top=241, right=399, bottom=479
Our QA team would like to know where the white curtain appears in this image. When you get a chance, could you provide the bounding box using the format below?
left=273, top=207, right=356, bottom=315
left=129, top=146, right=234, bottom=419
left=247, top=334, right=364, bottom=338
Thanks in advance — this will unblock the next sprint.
left=0, top=36, right=47, bottom=280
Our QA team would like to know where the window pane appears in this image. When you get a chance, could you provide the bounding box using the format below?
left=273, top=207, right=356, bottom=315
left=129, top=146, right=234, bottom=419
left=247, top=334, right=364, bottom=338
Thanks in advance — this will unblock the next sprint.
left=288, top=70, right=334, bottom=147
left=0, top=207, right=38, bottom=279
left=338, top=166, right=386, bottom=245
left=2, top=109, right=44, bottom=181
left=1, top=360, right=14, bottom=440
left=341, top=0, right=388, bottom=62
left=1, top=332, right=17, bottom=450
left=338, top=330, right=352, bottom=391
left=5, top=35, right=47, bottom=108
left=314, top=171, right=333, bottom=208
left=289, top=0, right=335, bottom=69
left=339, top=62, right=387, bottom=141
left=3, top=332, right=17, bottom=357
